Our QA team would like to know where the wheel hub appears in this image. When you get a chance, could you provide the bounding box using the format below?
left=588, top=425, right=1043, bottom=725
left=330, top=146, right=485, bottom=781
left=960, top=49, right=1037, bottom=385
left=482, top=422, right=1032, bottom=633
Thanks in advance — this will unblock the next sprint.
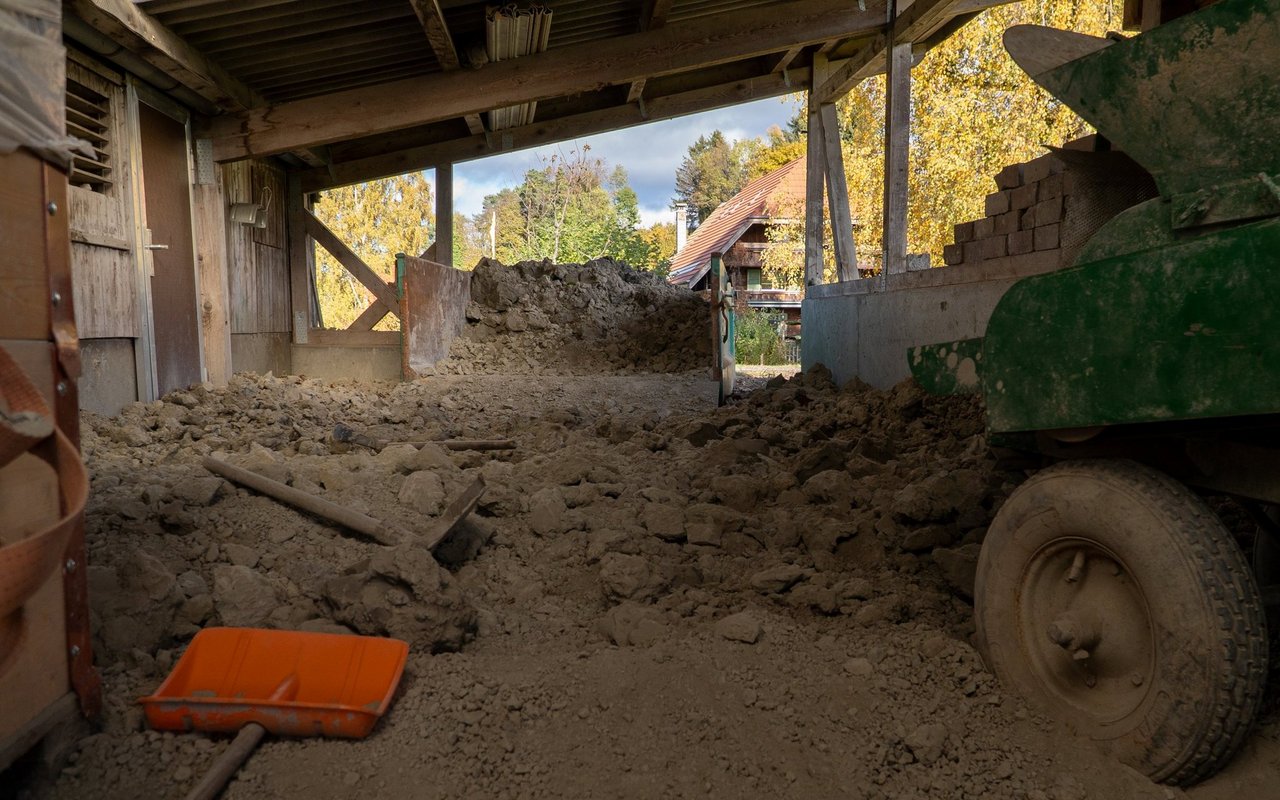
left=1019, top=539, right=1155, bottom=723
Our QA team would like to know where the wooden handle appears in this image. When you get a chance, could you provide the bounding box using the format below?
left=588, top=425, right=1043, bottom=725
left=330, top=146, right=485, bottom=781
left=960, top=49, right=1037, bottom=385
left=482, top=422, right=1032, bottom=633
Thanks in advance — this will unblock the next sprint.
left=183, top=723, right=266, bottom=800
left=203, top=456, right=398, bottom=545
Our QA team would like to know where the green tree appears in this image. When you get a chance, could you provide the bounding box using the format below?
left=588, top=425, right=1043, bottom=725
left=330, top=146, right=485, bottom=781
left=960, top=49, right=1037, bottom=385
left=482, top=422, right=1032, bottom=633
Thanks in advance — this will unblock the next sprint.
left=673, top=131, right=753, bottom=226
left=312, top=173, right=433, bottom=329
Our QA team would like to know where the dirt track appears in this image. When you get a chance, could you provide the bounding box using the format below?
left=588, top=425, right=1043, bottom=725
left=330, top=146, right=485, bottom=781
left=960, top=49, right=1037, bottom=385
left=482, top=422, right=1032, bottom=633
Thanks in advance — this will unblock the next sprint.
left=10, top=255, right=1280, bottom=798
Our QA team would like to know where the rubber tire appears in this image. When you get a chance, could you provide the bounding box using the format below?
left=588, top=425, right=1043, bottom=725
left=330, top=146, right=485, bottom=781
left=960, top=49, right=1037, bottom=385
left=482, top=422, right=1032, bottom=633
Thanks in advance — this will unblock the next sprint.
left=975, top=459, right=1268, bottom=785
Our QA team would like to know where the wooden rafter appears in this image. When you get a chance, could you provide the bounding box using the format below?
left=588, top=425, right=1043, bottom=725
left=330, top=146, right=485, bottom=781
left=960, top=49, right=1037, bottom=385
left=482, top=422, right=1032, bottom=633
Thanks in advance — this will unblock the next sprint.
left=640, top=0, right=674, bottom=31
left=298, top=66, right=813, bottom=192
left=407, top=0, right=484, bottom=134
left=66, top=0, right=262, bottom=111
left=204, top=0, right=887, bottom=161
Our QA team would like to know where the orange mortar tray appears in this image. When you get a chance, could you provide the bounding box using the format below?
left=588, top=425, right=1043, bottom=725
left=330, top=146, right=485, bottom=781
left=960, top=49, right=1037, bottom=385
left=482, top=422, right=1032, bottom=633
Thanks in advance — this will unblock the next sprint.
left=140, top=627, right=409, bottom=739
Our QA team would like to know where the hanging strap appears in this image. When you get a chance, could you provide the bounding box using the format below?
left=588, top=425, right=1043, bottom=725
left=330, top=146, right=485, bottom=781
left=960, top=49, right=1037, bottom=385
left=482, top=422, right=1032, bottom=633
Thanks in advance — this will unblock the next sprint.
left=0, top=345, right=87, bottom=669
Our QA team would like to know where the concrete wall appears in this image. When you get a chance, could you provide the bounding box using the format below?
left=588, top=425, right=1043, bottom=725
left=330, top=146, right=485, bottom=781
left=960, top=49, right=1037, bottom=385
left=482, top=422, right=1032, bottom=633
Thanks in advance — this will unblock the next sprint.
left=231, top=332, right=291, bottom=376
left=290, top=345, right=400, bottom=383
left=80, top=338, right=138, bottom=416
left=802, top=252, right=1060, bottom=389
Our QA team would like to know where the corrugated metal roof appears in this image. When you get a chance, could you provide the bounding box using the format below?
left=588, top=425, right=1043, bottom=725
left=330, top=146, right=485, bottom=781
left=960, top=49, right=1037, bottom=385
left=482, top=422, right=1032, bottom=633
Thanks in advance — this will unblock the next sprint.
left=667, top=157, right=807, bottom=287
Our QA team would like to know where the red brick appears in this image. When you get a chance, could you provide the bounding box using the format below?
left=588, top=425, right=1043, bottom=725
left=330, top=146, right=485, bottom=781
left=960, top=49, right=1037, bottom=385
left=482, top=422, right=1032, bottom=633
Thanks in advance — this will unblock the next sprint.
left=985, top=191, right=1011, bottom=217
left=980, top=235, right=1008, bottom=260
left=995, top=164, right=1022, bottom=190
left=953, top=220, right=975, bottom=243
left=1008, top=229, right=1035, bottom=255
left=1022, top=154, right=1062, bottom=184
left=1034, top=223, right=1061, bottom=251
left=943, top=243, right=964, bottom=266
left=1010, top=183, right=1038, bottom=210
left=1034, top=195, right=1064, bottom=225
left=994, top=210, right=1019, bottom=235
left=1037, top=173, right=1063, bottom=200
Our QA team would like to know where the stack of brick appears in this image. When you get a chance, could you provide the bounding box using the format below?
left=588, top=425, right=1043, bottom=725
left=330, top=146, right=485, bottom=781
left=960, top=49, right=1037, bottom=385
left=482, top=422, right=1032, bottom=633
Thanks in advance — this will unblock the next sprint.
left=943, top=150, right=1078, bottom=267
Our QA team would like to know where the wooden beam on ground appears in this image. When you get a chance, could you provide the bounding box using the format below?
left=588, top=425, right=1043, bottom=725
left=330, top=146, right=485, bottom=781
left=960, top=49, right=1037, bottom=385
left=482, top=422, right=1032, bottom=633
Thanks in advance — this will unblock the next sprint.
left=819, top=103, right=857, bottom=282
left=640, top=0, right=674, bottom=31
left=435, top=163, right=454, bottom=267
left=300, top=66, right=812, bottom=192
left=804, top=93, right=825, bottom=288
left=204, top=0, right=886, bottom=161
left=301, top=209, right=403, bottom=319
left=286, top=174, right=312, bottom=342
left=66, top=0, right=262, bottom=111
left=409, top=0, right=461, bottom=69
left=882, top=40, right=912, bottom=275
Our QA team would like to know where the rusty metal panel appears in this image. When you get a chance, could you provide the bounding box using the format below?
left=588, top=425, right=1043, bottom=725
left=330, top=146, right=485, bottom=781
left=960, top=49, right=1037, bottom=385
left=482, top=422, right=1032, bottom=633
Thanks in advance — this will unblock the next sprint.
left=399, top=253, right=470, bottom=378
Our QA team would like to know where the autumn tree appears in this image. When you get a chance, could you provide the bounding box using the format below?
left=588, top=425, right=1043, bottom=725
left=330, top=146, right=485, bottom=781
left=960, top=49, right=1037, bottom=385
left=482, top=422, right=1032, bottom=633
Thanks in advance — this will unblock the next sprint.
left=312, top=173, right=433, bottom=329
left=833, top=0, right=1119, bottom=273
left=673, top=131, right=755, bottom=226
left=637, top=221, right=677, bottom=276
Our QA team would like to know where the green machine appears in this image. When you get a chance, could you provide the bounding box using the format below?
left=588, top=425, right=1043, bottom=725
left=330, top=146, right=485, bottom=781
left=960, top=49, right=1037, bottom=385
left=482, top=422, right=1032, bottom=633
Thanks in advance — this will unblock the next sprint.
left=911, top=0, right=1280, bottom=785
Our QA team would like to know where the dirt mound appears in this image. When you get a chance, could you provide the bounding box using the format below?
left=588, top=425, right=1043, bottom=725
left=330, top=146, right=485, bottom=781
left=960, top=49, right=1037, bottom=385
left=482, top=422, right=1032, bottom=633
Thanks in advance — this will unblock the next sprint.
left=435, top=257, right=712, bottom=375
left=31, top=369, right=1217, bottom=800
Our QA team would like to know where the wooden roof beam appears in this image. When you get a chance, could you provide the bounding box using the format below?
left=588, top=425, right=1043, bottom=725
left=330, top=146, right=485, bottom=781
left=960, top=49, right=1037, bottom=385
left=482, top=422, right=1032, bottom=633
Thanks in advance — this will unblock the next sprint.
left=67, top=0, right=263, bottom=111
left=298, top=66, right=813, bottom=192
left=813, top=0, right=1015, bottom=103
left=407, top=0, right=486, bottom=137
left=204, top=0, right=887, bottom=161
left=640, top=0, right=674, bottom=31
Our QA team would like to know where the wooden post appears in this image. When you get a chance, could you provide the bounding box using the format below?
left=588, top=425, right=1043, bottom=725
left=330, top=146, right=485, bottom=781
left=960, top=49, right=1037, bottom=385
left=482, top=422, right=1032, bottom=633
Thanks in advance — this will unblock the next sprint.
left=804, top=93, right=825, bottom=287
left=819, top=103, right=856, bottom=282
left=191, top=175, right=233, bottom=385
left=435, top=164, right=453, bottom=267
left=882, top=37, right=912, bottom=275
left=286, top=174, right=311, bottom=343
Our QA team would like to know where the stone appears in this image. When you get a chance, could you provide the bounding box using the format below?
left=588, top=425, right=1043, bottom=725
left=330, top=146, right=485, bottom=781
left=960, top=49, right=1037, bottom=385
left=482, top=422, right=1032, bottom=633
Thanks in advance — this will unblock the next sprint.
left=803, top=469, right=857, bottom=507
left=598, top=602, right=667, bottom=647
left=900, top=524, right=955, bottom=553
left=172, top=476, right=223, bottom=506
left=905, top=722, right=948, bottom=765
left=527, top=487, right=568, bottom=536
left=710, top=475, right=758, bottom=512
left=407, top=443, right=458, bottom=474
left=715, top=612, right=762, bottom=644
left=212, top=565, right=279, bottom=627
left=599, top=553, right=668, bottom=602
left=222, top=543, right=259, bottom=568
left=984, top=191, right=1010, bottom=217
left=749, top=565, right=808, bottom=593
left=376, top=443, right=422, bottom=473
left=932, top=544, right=982, bottom=599
left=843, top=657, right=874, bottom=678
left=641, top=504, right=686, bottom=542
left=398, top=470, right=446, bottom=516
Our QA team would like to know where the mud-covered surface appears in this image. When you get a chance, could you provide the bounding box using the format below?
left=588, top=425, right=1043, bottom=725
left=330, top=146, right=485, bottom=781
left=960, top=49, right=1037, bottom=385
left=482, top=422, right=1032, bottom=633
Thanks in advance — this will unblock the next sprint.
left=433, top=257, right=713, bottom=375
left=19, top=363, right=1280, bottom=800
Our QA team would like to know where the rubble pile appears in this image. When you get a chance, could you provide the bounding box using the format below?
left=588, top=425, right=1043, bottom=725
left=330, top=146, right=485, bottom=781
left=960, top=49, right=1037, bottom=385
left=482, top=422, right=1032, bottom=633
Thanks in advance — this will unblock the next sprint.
left=38, top=368, right=1182, bottom=800
left=437, top=257, right=712, bottom=375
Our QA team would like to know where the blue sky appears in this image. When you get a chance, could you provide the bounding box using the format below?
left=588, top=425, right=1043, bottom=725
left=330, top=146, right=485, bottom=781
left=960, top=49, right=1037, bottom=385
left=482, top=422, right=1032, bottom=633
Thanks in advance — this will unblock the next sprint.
left=442, top=95, right=802, bottom=229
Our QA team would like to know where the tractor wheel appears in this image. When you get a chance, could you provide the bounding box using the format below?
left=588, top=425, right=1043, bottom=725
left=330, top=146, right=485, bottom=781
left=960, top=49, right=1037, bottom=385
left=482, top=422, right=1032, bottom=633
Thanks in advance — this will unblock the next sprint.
left=975, top=459, right=1268, bottom=785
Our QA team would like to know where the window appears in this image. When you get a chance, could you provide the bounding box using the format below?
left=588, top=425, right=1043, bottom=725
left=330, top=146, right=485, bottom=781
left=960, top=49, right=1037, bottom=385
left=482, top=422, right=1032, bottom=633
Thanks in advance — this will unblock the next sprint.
left=746, top=268, right=773, bottom=290
left=65, top=77, right=113, bottom=192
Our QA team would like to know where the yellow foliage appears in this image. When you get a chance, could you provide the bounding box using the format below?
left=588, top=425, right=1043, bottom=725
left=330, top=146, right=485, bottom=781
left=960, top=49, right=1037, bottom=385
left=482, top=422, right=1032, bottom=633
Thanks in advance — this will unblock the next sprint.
left=312, top=173, right=434, bottom=330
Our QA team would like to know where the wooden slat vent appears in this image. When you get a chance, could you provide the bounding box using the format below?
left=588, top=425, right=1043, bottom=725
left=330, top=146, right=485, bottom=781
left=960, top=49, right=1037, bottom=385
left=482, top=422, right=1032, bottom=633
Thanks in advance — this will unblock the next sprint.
left=65, top=78, right=113, bottom=192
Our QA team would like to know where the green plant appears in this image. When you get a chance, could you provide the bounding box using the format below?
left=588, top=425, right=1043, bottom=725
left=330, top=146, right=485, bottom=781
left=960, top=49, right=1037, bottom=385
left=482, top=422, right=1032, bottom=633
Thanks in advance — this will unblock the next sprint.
left=734, top=308, right=789, bottom=365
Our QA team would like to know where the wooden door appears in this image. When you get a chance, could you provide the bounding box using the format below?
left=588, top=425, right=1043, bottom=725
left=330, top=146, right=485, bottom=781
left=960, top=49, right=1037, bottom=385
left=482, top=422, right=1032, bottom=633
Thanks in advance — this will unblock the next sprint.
left=138, top=102, right=201, bottom=395
left=710, top=253, right=736, bottom=405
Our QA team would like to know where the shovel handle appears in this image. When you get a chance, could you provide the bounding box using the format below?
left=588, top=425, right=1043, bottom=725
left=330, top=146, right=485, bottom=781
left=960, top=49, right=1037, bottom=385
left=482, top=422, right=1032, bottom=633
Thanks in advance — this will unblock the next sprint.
left=183, top=722, right=266, bottom=800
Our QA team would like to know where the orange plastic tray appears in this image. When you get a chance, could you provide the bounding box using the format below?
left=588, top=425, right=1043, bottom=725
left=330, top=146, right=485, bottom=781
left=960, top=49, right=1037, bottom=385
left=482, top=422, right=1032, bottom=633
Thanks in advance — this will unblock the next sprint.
left=140, top=627, right=409, bottom=738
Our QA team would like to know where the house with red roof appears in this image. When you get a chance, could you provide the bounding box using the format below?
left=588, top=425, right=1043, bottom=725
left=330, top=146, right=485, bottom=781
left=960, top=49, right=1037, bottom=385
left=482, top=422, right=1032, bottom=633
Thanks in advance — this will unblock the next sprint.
left=667, top=157, right=808, bottom=336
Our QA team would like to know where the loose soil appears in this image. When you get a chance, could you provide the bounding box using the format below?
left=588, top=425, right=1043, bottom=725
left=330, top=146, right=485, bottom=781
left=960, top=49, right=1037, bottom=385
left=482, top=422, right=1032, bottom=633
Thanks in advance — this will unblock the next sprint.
left=8, top=260, right=1279, bottom=800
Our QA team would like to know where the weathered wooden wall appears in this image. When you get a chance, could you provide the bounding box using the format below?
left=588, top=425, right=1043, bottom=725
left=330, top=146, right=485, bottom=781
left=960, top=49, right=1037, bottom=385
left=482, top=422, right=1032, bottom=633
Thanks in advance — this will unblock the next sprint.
left=66, top=57, right=138, bottom=341
left=223, top=160, right=291, bottom=336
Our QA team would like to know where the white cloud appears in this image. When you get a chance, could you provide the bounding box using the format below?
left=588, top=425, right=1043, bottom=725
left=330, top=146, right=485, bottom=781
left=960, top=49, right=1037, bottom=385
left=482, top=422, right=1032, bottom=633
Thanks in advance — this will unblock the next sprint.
left=442, top=95, right=800, bottom=223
